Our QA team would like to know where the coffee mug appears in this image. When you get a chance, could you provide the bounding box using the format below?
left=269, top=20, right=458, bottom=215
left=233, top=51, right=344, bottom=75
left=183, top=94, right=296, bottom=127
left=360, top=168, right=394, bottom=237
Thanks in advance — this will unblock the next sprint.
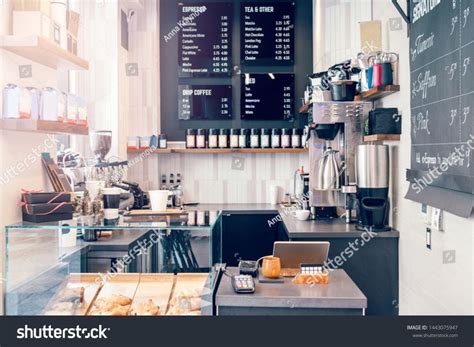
left=291, top=209, right=310, bottom=221
left=261, top=256, right=281, bottom=279
left=102, top=187, right=121, bottom=220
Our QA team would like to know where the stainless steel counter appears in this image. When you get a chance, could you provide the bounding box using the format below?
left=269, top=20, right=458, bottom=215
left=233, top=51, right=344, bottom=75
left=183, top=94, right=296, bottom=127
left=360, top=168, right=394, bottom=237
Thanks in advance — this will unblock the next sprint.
left=216, top=267, right=367, bottom=315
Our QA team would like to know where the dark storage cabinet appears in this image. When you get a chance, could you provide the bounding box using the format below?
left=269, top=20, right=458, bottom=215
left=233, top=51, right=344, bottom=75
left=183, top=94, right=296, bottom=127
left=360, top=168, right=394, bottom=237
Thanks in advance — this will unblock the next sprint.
left=220, top=213, right=288, bottom=266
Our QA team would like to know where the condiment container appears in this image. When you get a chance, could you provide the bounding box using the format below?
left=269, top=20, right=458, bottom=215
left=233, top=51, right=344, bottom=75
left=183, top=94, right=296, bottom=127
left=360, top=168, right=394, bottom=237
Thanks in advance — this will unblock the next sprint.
left=159, top=134, right=168, bottom=149
left=66, top=93, right=78, bottom=124
left=230, top=129, right=240, bottom=148
left=281, top=128, right=291, bottom=148
left=76, top=96, right=87, bottom=126
left=20, top=87, right=41, bottom=119
left=219, top=129, right=229, bottom=148
left=208, top=129, right=218, bottom=148
left=196, top=129, right=207, bottom=148
left=239, top=129, right=249, bottom=148
left=2, top=84, right=20, bottom=119
left=127, top=136, right=139, bottom=149
left=40, top=87, right=59, bottom=121
left=186, top=129, right=197, bottom=148
left=139, top=136, right=151, bottom=149
left=250, top=129, right=260, bottom=148
left=260, top=128, right=270, bottom=148
left=291, top=128, right=302, bottom=148
left=271, top=128, right=281, bottom=148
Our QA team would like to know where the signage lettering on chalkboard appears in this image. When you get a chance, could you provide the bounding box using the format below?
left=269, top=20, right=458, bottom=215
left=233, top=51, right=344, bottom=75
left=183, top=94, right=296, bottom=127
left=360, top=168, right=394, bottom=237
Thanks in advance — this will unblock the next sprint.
left=178, top=85, right=232, bottom=120
left=178, top=3, right=233, bottom=77
left=240, top=2, right=295, bottom=66
left=409, top=0, right=473, bottom=194
left=241, top=73, right=294, bottom=120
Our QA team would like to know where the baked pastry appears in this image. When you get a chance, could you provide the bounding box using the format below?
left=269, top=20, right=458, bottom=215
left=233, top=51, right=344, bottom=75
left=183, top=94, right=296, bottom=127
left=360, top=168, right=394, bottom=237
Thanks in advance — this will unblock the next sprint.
left=167, top=289, right=202, bottom=315
left=130, top=299, right=160, bottom=316
left=89, top=294, right=133, bottom=316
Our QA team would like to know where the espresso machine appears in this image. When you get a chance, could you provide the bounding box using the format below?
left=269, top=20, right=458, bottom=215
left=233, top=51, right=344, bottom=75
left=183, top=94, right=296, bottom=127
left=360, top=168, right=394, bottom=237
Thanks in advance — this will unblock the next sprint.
left=309, top=102, right=371, bottom=222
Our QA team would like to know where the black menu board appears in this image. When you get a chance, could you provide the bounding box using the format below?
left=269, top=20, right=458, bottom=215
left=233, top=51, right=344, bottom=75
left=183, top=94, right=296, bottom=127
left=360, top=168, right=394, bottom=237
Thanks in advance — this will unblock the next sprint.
left=178, top=85, right=232, bottom=120
left=409, top=0, right=473, bottom=194
left=178, top=3, right=233, bottom=77
left=241, top=2, right=295, bottom=66
left=241, top=73, right=294, bottom=120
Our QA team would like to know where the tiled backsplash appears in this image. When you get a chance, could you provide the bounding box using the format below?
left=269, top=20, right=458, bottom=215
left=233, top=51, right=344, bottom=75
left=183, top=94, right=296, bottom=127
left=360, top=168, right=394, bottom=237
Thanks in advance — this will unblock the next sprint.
left=128, top=152, right=309, bottom=204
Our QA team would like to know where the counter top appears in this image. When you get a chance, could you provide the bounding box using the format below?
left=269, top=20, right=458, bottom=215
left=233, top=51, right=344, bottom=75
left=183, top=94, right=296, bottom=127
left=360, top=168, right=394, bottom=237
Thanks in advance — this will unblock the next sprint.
left=189, top=203, right=399, bottom=239
left=216, top=267, right=367, bottom=309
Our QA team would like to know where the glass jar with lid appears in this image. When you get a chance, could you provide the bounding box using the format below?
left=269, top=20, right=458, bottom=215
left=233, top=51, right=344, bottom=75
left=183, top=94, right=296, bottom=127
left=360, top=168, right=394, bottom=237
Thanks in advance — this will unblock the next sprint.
left=186, top=129, right=197, bottom=148
left=196, top=129, right=207, bottom=148
left=208, top=129, right=218, bottom=148
left=271, top=128, right=281, bottom=148
left=291, top=128, right=302, bottom=148
left=218, top=129, right=229, bottom=148
left=281, top=128, right=291, bottom=148
left=230, top=129, right=240, bottom=148
left=239, top=129, right=249, bottom=148
left=260, top=128, right=270, bottom=148
left=250, top=129, right=260, bottom=148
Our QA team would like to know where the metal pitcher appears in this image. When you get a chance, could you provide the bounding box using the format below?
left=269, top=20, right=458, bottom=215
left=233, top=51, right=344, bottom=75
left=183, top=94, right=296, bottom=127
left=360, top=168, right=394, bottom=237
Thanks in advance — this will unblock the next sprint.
left=315, top=147, right=341, bottom=190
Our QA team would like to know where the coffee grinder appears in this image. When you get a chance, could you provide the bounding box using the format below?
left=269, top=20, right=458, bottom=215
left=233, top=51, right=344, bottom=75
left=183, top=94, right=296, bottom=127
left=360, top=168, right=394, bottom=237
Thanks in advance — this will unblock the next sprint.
left=355, top=144, right=391, bottom=231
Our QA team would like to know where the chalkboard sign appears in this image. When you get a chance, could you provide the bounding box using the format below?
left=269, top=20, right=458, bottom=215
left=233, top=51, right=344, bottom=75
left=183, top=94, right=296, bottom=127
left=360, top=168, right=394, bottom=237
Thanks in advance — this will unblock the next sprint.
left=178, top=85, right=232, bottom=120
left=241, top=73, right=294, bottom=120
left=178, top=3, right=233, bottom=77
left=409, top=0, right=474, bottom=194
left=240, top=2, right=295, bottom=66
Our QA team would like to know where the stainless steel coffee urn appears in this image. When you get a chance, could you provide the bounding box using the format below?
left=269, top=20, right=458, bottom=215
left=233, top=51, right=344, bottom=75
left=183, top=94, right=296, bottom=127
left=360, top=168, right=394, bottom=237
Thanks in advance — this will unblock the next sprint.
left=356, top=144, right=391, bottom=231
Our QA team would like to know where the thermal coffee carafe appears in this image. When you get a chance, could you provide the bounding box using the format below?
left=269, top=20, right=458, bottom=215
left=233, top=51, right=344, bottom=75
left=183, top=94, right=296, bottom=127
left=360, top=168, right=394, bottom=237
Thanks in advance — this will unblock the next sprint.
left=356, top=144, right=391, bottom=231
left=315, top=146, right=341, bottom=190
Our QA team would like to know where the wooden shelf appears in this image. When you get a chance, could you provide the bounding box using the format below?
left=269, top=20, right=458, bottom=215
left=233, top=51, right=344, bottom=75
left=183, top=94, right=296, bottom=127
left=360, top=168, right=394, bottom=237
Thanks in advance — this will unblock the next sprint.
left=128, top=148, right=308, bottom=154
left=355, top=85, right=400, bottom=101
left=0, top=119, right=89, bottom=135
left=0, top=35, right=89, bottom=70
left=363, top=134, right=400, bottom=142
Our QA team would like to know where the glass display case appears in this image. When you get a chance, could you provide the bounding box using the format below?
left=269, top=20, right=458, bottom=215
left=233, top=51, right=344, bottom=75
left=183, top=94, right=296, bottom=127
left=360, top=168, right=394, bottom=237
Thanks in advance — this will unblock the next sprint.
left=3, top=214, right=222, bottom=316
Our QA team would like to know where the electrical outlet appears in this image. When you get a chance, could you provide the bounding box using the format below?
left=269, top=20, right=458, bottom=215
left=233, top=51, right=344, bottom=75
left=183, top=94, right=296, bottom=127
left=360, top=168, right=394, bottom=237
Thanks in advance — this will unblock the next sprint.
left=426, top=228, right=431, bottom=250
left=421, top=204, right=431, bottom=225
left=431, top=208, right=443, bottom=231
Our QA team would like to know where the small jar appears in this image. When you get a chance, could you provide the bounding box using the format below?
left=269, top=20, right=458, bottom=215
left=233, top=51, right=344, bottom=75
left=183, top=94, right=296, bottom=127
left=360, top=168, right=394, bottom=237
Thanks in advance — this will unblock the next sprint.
left=159, top=134, right=167, bottom=149
left=239, top=129, right=249, bottom=148
left=219, top=129, right=229, bottom=148
left=186, top=129, right=196, bottom=148
left=208, top=128, right=218, bottom=148
left=291, top=128, right=302, bottom=148
left=271, top=128, right=281, bottom=148
left=260, top=128, right=270, bottom=148
left=230, top=129, right=240, bottom=148
left=196, top=129, right=207, bottom=148
left=281, top=128, right=291, bottom=148
left=250, top=129, right=260, bottom=148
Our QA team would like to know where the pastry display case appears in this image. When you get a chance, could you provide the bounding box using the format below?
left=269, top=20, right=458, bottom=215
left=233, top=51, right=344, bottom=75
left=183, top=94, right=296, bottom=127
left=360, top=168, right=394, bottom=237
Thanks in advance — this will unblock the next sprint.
left=3, top=215, right=221, bottom=316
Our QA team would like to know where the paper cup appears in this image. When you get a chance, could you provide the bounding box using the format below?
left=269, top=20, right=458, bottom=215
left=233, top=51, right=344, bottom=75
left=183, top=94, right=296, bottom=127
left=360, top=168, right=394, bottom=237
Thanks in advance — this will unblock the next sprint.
left=149, top=190, right=170, bottom=211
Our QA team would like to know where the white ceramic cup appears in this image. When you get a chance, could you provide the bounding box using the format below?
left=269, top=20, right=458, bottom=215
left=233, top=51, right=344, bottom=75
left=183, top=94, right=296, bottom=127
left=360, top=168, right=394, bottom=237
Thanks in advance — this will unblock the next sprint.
left=208, top=210, right=218, bottom=225
left=291, top=209, right=310, bottom=221
left=149, top=190, right=170, bottom=211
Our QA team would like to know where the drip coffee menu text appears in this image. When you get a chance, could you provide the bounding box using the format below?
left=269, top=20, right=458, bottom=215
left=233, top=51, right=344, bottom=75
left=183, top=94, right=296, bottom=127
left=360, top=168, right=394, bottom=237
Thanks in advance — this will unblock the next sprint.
left=178, top=85, right=232, bottom=120
left=178, top=3, right=233, bottom=77
left=241, top=2, right=295, bottom=66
